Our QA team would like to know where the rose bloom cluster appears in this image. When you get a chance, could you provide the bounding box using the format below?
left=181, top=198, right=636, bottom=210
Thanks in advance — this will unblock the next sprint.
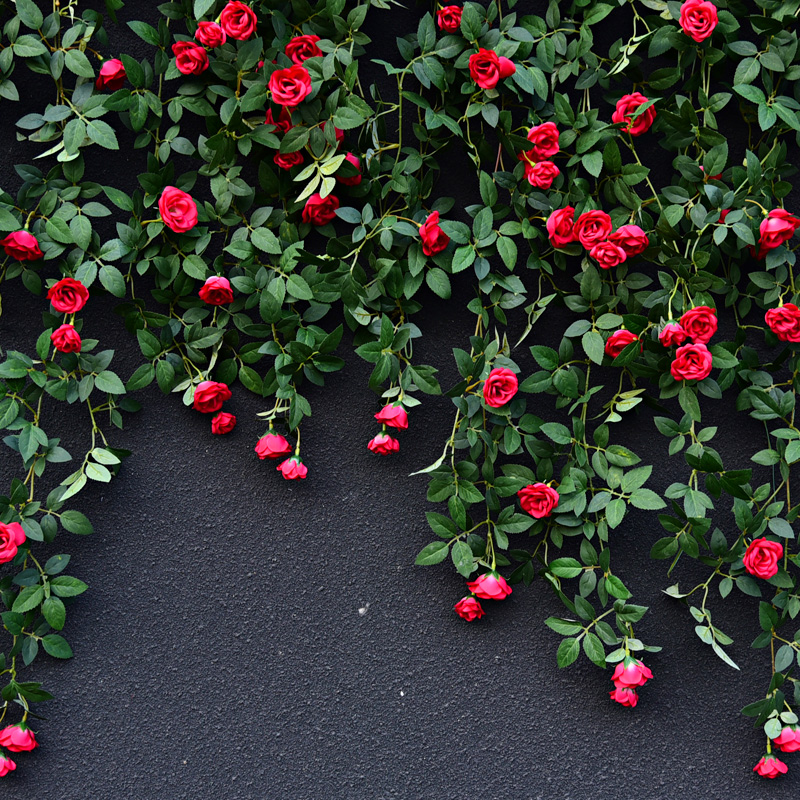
left=519, top=122, right=560, bottom=190
left=758, top=722, right=800, bottom=779
left=608, top=658, right=653, bottom=708
left=254, top=430, right=307, bottom=480
left=0, top=722, right=38, bottom=777
left=45, top=276, right=90, bottom=355
left=454, top=571, right=512, bottom=622
left=367, top=403, right=408, bottom=457
left=657, top=305, right=718, bottom=382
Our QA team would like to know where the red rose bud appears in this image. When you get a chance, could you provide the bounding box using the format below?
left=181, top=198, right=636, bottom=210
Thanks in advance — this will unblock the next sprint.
left=589, top=240, right=627, bottom=270
left=611, top=658, right=653, bottom=689
left=336, top=153, right=362, bottom=186
left=756, top=209, right=800, bottom=258
left=679, top=305, right=717, bottom=343
left=679, top=0, right=718, bottom=43
left=95, top=58, right=126, bottom=90
left=285, top=34, right=322, bottom=65
left=659, top=322, right=688, bottom=347
left=302, top=193, right=339, bottom=226
left=374, top=403, right=408, bottom=430
left=608, top=224, right=649, bottom=256
left=1, top=230, right=42, bottom=261
left=277, top=456, right=308, bottom=480
left=766, top=303, right=800, bottom=342
left=773, top=727, right=800, bottom=753
left=670, top=342, right=712, bottom=381
left=367, top=433, right=399, bottom=455
left=47, top=277, right=89, bottom=312
left=612, top=92, right=656, bottom=136
left=0, top=724, right=37, bottom=752
left=211, top=412, right=236, bottom=435
left=265, top=107, right=293, bottom=133
left=199, top=276, right=234, bottom=305
left=50, top=323, right=82, bottom=354
left=437, top=5, right=462, bottom=31
left=0, top=522, right=25, bottom=564
left=466, top=572, right=512, bottom=601
left=219, top=1, right=257, bottom=40
left=517, top=483, right=559, bottom=518
left=454, top=596, right=485, bottom=621
left=269, top=65, right=312, bottom=107
left=255, top=433, right=292, bottom=459
left=574, top=209, right=613, bottom=248
left=274, top=151, right=304, bottom=170
left=195, top=21, right=227, bottom=48
left=419, top=211, right=450, bottom=256
left=158, top=186, right=198, bottom=233
left=605, top=329, right=639, bottom=358
left=192, top=380, right=232, bottom=413
left=172, top=41, right=209, bottom=75
left=482, top=367, right=518, bottom=408
left=754, top=755, right=788, bottom=779
left=609, top=686, right=638, bottom=707
left=546, top=206, right=575, bottom=248
left=526, top=121, right=560, bottom=160
left=0, top=753, right=16, bottom=777
left=468, top=48, right=514, bottom=90
left=742, top=537, right=783, bottom=580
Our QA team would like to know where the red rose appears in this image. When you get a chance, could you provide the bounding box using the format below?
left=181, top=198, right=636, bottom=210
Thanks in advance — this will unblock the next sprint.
left=743, top=537, right=783, bottom=579
left=195, top=21, right=227, bottom=48
left=670, top=342, right=713, bottom=381
left=466, top=572, right=512, bottom=600
left=590, top=240, right=627, bottom=269
left=192, top=380, right=231, bottom=413
left=47, top=277, right=89, bottom=312
left=1, top=230, right=42, bottom=261
left=211, top=412, right=237, bottom=434
left=612, top=92, right=656, bottom=136
left=609, top=686, right=638, bottom=707
left=158, top=186, right=198, bottom=233
left=468, top=48, right=515, bottom=90
left=0, top=754, right=15, bottom=777
left=302, top=193, right=339, bottom=226
left=517, top=483, right=559, bottom=518
left=659, top=321, right=688, bottom=347
left=219, top=1, right=257, bottom=40
left=766, top=303, right=800, bottom=342
left=522, top=157, right=560, bottom=189
left=0, top=522, right=25, bottom=564
left=172, top=41, right=209, bottom=75
left=269, top=65, right=312, bottom=107
left=756, top=209, right=800, bottom=258
left=574, top=210, right=613, bottom=248
left=605, top=329, right=639, bottom=358
left=419, top=211, right=450, bottom=256
left=679, top=0, right=718, bottom=43
left=374, top=403, right=408, bottom=430
left=199, top=276, right=234, bottom=305
left=0, top=724, right=37, bottom=752
left=50, top=323, right=82, bottom=353
left=608, top=224, right=649, bottom=256
left=95, top=58, right=126, bottom=91
left=754, top=755, right=788, bottom=779
left=437, top=5, right=462, bottom=31
left=277, top=456, right=308, bottom=480
left=265, top=107, right=293, bottom=133
left=611, top=658, right=653, bottom=689
left=454, top=596, right=484, bottom=621
left=526, top=121, right=560, bottom=160
left=336, top=153, right=362, bottom=186
left=679, top=305, right=717, bottom=343
left=285, top=34, right=322, bottom=65
left=773, top=727, right=800, bottom=753
left=274, top=151, right=304, bottom=170
left=718, top=209, right=729, bottom=223
left=255, top=433, right=292, bottom=459
left=482, top=367, right=518, bottom=408
left=367, top=433, right=399, bottom=455
left=546, top=206, right=575, bottom=248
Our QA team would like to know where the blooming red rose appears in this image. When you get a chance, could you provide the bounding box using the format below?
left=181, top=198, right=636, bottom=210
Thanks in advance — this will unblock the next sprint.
left=219, top=1, right=257, bottom=40
left=198, top=276, right=234, bottom=305
left=419, top=211, right=450, bottom=256
left=50, top=323, right=82, bottom=354
left=0, top=724, right=37, bottom=752
left=468, top=48, right=515, bottom=90
left=679, top=305, right=717, bottom=344
left=255, top=433, right=292, bottom=459
left=336, top=153, right=362, bottom=186
left=612, top=92, right=656, bottom=136
left=1, top=230, right=42, bottom=261
left=274, top=151, right=304, bottom=170
left=546, top=206, right=575, bottom=248
left=285, top=34, right=322, bottom=65
left=277, top=456, right=308, bottom=480
left=482, top=367, right=518, bottom=408
left=605, top=329, right=639, bottom=358
left=466, top=572, right=512, bottom=600
left=773, top=727, right=800, bottom=753
left=612, top=658, right=653, bottom=689
left=670, top=342, right=713, bottom=381
left=211, top=412, right=237, bottom=434
left=195, top=21, right=226, bottom=48
left=0, top=522, right=25, bottom=564
left=526, top=121, right=560, bottom=160
left=517, top=483, right=559, bottom=519
left=766, top=303, right=800, bottom=343
left=367, top=433, right=399, bottom=455
left=265, top=107, right=293, bottom=133
left=679, top=0, right=718, bottom=43
left=374, top=403, right=408, bottom=430
left=609, top=686, right=638, bottom=707
left=437, top=5, right=462, bottom=31
left=574, top=210, right=613, bottom=248
left=0, top=754, right=15, bottom=777
left=756, top=209, right=800, bottom=258
left=47, top=277, right=89, bottom=313
left=95, top=58, right=126, bottom=91
left=158, top=186, right=198, bottom=233
left=454, top=596, right=484, bottom=621
left=659, top=322, right=688, bottom=347
left=522, top=157, right=560, bottom=189
left=754, top=755, right=788, bottom=779
left=608, top=224, right=649, bottom=256
left=742, top=537, right=783, bottom=580
left=302, top=193, right=339, bottom=226
left=192, top=380, right=231, bottom=413
left=172, top=41, right=209, bottom=75
left=590, top=240, right=627, bottom=269
left=269, top=65, right=312, bottom=107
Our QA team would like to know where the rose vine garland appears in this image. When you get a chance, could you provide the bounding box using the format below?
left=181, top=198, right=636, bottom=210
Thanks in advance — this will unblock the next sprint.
left=0, top=0, right=799, bottom=782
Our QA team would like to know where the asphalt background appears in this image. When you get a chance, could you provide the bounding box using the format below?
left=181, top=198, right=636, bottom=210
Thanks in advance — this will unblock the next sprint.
left=0, top=0, right=798, bottom=798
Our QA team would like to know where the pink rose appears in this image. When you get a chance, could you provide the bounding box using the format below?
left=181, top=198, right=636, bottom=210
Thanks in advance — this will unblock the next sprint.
left=274, top=151, right=304, bottom=170
left=482, top=367, right=518, bottom=408
left=367, top=433, right=399, bottom=455
left=195, top=21, right=227, bottom=48
left=1, top=230, right=42, bottom=261
left=211, top=412, right=236, bottom=434
left=437, top=5, right=462, bottom=31
left=0, top=754, right=15, bottom=777
left=50, top=323, right=82, bottom=353
left=269, top=65, right=312, bottom=107
left=255, top=433, right=292, bottom=459
left=517, top=483, right=559, bottom=518
left=756, top=209, right=800, bottom=258
left=679, top=0, right=718, bottom=43
left=754, top=755, right=788, bottom=779
left=198, top=276, right=234, bottom=305
left=590, top=240, right=627, bottom=269
left=302, top=193, right=339, bottom=226
left=219, top=1, right=257, bottom=40
left=546, top=206, right=575, bottom=248
left=47, top=277, right=89, bottom=312
left=766, top=303, right=800, bottom=343
left=285, top=34, right=322, bottom=65
left=277, top=456, right=308, bottom=480
left=419, top=211, right=450, bottom=256
left=95, top=58, right=126, bottom=90
left=172, top=41, right=209, bottom=75
left=611, top=658, right=653, bottom=688
left=468, top=48, right=515, bottom=90
left=526, top=121, right=560, bottom=160
left=612, top=92, right=656, bottom=136
left=605, top=329, right=639, bottom=358
left=0, top=724, right=37, bottom=752
left=609, top=686, right=638, bottom=707
left=374, top=403, right=408, bottom=430
left=679, top=305, right=717, bottom=344
left=466, top=572, right=512, bottom=600
left=773, top=727, right=800, bottom=753
left=522, top=157, right=560, bottom=189
left=336, top=153, right=362, bottom=186
left=192, top=380, right=231, bottom=413
left=608, top=224, right=649, bottom=256
left=454, top=596, right=485, bottom=621
left=742, top=537, right=783, bottom=580
left=659, top=322, right=688, bottom=347
left=670, top=342, right=713, bottom=381
left=574, top=210, right=613, bottom=248
left=0, top=522, right=25, bottom=564
left=158, top=186, right=198, bottom=233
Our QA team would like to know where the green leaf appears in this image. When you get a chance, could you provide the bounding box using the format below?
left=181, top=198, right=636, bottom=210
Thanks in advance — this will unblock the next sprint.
left=557, top=637, right=580, bottom=667
left=426, top=268, right=451, bottom=299
left=41, top=634, right=73, bottom=659
left=252, top=227, right=282, bottom=255
left=12, top=585, right=43, bottom=613
left=550, top=558, right=582, bottom=578
left=451, top=540, right=474, bottom=577
left=65, top=49, right=95, bottom=78
left=42, top=596, right=66, bottom=631
left=582, top=632, right=606, bottom=667
left=60, top=510, right=93, bottom=535
left=606, top=497, right=626, bottom=528
left=629, top=488, right=666, bottom=510
left=86, top=119, right=119, bottom=150
left=95, top=370, right=126, bottom=394
left=332, top=107, right=367, bottom=130
left=415, top=541, right=449, bottom=565
left=286, top=274, right=314, bottom=300
left=16, top=0, right=44, bottom=28
left=540, top=422, right=571, bottom=445
left=49, top=576, right=88, bottom=597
